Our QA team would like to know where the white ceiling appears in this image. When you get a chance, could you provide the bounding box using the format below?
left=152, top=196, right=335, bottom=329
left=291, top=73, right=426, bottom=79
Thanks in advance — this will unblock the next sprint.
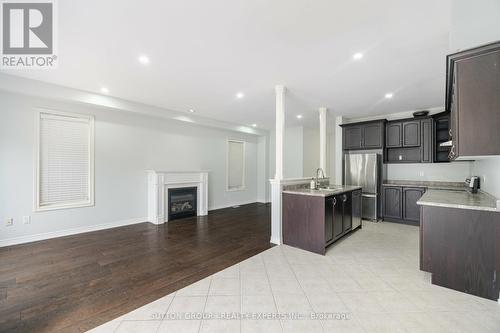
left=2, top=0, right=452, bottom=129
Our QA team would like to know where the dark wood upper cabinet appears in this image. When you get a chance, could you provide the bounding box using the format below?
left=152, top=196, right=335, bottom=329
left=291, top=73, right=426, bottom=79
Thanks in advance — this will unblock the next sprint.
left=343, top=126, right=362, bottom=150
left=386, top=122, right=402, bottom=148
left=342, top=120, right=385, bottom=150
left=362, top=123, right=384, bottom=148
left=402, top=187, right=425, bottom=223
left=433, top=112, right=451, bottom=163
left=421, top=118, right=433, bottom=163
left=402, top=120, right=420, bottom=147
left=446, top=41, right=500, bottom=159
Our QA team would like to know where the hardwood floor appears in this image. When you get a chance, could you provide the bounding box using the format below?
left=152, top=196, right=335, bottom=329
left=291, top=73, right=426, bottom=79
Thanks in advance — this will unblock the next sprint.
left=0, top=203, right=272, bottom=333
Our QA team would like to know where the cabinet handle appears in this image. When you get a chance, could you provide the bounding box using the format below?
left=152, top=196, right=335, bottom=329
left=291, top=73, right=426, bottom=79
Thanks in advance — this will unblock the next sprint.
left=448, top=145, right=456, bottom=160
left=449, top=128, right=453, bottom=139
left=343, top=195, right=347, bottom=202
left=333, top=197, right=336, bottom=206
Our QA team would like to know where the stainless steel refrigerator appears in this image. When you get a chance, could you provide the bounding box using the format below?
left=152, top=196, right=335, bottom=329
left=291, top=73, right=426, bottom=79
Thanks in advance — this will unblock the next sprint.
left=344, top=153, right=381, bottom=220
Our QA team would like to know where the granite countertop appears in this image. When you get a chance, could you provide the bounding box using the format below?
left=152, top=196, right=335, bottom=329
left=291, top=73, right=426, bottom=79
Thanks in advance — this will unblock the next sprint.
left=282, top=185, right=362, bottom=197
left=417, top=189, right=500, bottom=212
left=383, top=180, right=466, bottom=191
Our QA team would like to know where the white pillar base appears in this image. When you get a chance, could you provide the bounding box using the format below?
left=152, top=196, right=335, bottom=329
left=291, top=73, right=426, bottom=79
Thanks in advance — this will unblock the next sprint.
left=270, top=179, right=283, bottom=245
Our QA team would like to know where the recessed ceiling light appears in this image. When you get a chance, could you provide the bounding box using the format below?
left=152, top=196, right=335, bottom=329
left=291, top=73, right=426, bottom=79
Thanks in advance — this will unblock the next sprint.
left=296, top=115, right=303, bottom=119
left=353, top=52, right=364, bottom=60
left=138, top=55, right=149, bottom=64
left=236, top=92, right=245, bottom=99
left=252, top=123, right=257, bottom=127
left=385, top=93, right=394, bottom=99
left=189, top=109, right=195, bottom=113
left=100, top=87, right=109, bottom=94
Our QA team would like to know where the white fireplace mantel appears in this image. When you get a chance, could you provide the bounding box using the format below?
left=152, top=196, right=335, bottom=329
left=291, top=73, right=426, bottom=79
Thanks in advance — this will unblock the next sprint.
left=147, top=170, right=209, bottom=224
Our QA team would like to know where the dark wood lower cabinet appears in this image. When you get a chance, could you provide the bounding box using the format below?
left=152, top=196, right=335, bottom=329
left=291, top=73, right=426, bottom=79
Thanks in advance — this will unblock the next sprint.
left=332, top=196, right=344, bottom=239
left=420, top=205, right=500, bottom=301
left=382, top=186, right=403, bottom=220
left=383, top=185, right=425, bottom=225
left=402, top=187, right=425, bottom=224
left=283, top=190, right=360, bottom=255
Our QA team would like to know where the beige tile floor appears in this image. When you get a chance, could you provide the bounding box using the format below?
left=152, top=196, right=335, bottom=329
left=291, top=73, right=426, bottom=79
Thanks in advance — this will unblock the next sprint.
left=88, top=221, right=500, bottom=333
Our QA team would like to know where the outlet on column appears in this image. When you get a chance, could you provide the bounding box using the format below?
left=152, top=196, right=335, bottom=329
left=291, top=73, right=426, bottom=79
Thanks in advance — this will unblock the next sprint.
left=6, top=218, right=13, bottom=226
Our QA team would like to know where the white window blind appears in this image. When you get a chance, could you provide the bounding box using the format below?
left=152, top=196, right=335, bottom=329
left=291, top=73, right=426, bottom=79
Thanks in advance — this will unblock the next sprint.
left=37, top=111, right=94, bottom=210
left=227, top=140, right=245, bottom=191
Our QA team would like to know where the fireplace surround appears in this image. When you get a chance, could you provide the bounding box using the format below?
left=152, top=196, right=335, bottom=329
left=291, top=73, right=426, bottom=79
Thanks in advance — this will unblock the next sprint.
left=147, top=170, right=209, bottom=224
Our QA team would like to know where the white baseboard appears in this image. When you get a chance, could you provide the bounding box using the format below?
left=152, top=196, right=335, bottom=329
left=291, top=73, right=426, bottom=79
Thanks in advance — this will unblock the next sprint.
left=270, top=236, right=282, bottom=245
left=0, top=217, right=148, bottom=248
left=208, top=200, right=258, bottom=211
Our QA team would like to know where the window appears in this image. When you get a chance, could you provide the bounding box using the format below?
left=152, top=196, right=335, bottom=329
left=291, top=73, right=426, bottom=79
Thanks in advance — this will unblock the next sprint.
left=36, top=110, right=94, bottom=211
left=226, top=140, right=245, bottom=191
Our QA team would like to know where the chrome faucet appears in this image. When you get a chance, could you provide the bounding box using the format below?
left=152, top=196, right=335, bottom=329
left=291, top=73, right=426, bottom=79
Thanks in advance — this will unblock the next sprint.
left=315, top=168, right=325, bottom=189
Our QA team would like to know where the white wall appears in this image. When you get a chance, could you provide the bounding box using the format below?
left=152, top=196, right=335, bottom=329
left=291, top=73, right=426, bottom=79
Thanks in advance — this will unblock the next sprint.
left=302, top=127, right=320, bottom=178
left=257, top=135, right=270, bottom=202
left=0, top=92, right=261, bottom=243
left=472, top=158, right=500, bottom=198
left=451, top=0, right=500, bottom=197
left=283, top=127, right=304, bottom=178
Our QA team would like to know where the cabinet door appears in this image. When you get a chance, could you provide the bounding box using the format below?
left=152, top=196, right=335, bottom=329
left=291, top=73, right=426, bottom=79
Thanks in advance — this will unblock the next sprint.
left=403, top=187, right=425, bottom=223
left=352, top=190, right=362, bottom=229
left=333, top=195, right=344, bottom=239
left=342, top=193, right=352, bottom=232
left=362, top=123, right=383, bottom=148
left=421, top=119, right=433, bottom=163
left=403, top=120, right=421, bottom=147
left=383, top=186, right=402, bottom=220
left=449, top=65, right=458, bottom=160
left=386, top=122, right=402, bottom=148
left=343, top=126, right=362, bottom=150
left=456, top=50, right=500, bottom=157
left=325, top=197, right=334, bottom=243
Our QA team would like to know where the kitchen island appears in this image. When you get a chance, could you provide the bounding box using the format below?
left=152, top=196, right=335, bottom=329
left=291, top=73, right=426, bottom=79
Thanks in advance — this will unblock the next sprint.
left=282, top=185, right=362, bottom=255
left=418, top=189, right=500, bottom=300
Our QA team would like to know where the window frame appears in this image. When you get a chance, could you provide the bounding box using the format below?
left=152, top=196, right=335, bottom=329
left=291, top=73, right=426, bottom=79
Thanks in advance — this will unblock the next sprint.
left=34, top=109, right=95, bottom=212
left=226, top=139, right=246, bottom=192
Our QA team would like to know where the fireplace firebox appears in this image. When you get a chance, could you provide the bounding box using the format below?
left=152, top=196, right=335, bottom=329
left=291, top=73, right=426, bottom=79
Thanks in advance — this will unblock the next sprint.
left=168, top=187, right=197, bottom=221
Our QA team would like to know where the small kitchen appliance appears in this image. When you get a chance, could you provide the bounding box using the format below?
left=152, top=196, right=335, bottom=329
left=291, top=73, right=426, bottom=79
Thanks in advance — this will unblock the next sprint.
left=466, top=176, right=480, bottom=194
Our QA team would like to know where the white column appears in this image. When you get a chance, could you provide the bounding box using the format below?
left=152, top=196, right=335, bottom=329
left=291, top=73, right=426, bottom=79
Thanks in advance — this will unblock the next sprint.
left=334, top=115, right=345, bottom=185
left=270, top=85, right=286, bottom=245
left=274, top=85, right=286, bottom=180
left=319, top=107, right=327, bottom=175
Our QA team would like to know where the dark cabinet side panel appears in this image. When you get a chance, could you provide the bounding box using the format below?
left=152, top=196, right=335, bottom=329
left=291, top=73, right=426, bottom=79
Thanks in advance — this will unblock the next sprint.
left=456, top=51, right=500, bottom=156
left=282, top=194, right=326, bottom=255
left=325, top=197, right=334, bottom=243
left=421, top=119, right=433, bottom=163
left=421, top=206, right=499, bottom=300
